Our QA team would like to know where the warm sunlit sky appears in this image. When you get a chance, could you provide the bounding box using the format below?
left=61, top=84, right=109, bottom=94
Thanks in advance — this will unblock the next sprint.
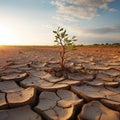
left=0, top=0, right=120, bottom=45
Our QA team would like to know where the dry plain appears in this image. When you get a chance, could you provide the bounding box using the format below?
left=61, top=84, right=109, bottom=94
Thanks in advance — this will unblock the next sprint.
left=0, top=46, right=120, bottom=120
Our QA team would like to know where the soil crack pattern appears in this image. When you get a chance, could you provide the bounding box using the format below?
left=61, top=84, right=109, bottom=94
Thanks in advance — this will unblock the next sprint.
left=0, top=46, right=120, bottom=120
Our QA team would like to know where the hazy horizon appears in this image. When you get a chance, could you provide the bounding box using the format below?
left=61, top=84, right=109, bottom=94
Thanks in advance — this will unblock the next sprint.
left=0, top=0, right=120, bottom=45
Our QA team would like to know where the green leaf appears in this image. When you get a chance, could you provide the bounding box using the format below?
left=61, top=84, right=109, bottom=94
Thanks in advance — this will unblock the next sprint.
left=60, top=28, right=63, bottom=31
left=53, top=31, right=57, bottom=34
left=61, top=30, right=66, bottom=38
left=56, top=33, right=60, bottom=37
left=72, top=36, right=76, bottom=39
left=61, top=32, right=65, bottom=38
left=64, top=37, right=68, bottom=42
left=53, top=27, right=77, bottom=53
left=54, top=40, right=58, bottom=42
left=64, top=30, right=66, bottom=34
left=73, top=39, right=77, bottom=41
left=68, top=39, right=72, bottom=43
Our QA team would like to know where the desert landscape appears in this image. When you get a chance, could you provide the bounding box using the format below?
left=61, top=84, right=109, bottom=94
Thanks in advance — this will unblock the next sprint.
left=0, top=45, right=120, bottom=120
left=0, top=0, right=120, bottom=119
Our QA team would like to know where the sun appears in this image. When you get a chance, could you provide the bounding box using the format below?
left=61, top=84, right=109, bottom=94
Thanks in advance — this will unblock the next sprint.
left=0, top=26, right=15, bottom=45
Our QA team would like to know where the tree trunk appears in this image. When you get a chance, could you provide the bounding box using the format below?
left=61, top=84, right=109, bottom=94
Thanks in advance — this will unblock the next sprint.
left=60, top=45, right=65, bottom=70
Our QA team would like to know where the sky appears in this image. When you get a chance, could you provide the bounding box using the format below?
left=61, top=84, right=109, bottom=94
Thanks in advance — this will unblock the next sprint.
left=0, top=0, right=120, bottom=45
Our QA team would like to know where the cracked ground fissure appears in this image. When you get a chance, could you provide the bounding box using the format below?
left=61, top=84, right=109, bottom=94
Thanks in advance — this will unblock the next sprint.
left=0, top=47, right=120, bottom=120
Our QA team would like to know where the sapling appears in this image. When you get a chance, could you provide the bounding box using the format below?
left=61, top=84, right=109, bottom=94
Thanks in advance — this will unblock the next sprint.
left=53, top=27, right=77, bottom=77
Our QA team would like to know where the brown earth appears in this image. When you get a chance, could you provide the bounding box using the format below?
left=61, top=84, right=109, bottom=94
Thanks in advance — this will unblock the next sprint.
left=0, top=46, right=120, bottom=65
left=0, top=46, right=120, bottom=120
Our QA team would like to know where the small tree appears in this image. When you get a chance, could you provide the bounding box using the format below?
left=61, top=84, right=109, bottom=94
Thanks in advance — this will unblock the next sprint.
left=53, top=27, right=77, bottom=71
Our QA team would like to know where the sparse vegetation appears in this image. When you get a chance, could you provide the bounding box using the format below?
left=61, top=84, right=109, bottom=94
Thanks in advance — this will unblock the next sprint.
left=91, top=43, right=120, bottom=46
left=53, top=27, right=77, bottom=71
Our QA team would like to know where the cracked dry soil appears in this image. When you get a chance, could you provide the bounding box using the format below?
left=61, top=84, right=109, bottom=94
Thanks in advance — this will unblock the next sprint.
left=0, top=46, right=120, bottom=120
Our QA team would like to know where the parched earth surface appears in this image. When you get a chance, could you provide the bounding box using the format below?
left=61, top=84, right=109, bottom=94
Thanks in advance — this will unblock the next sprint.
left=0, top=46, right=120, bottom=120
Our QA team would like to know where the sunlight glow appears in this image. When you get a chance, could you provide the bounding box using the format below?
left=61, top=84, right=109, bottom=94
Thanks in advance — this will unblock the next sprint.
left=0, top=26, right=15, bottom=45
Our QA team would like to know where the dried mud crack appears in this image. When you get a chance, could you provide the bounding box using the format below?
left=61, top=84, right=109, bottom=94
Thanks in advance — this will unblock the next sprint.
left=0, top=46, right=120, bottom=120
